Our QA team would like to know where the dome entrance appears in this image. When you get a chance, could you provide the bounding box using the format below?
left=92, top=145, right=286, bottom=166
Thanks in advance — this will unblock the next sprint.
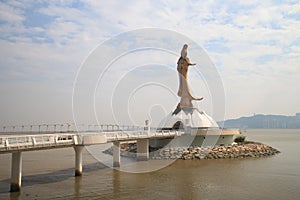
left=172, top=121, right=184, bottom=130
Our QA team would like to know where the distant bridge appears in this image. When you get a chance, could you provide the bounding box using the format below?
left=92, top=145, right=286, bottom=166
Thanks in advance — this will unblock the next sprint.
left=0, top=123, right=147, bottom=133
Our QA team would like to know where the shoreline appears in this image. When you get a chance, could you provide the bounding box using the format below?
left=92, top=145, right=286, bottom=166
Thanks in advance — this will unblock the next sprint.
left=103, top=142, right=281, bottom=160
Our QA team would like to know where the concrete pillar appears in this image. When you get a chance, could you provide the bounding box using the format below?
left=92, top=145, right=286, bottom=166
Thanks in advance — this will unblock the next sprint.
left=113, top=141, right=120, bottom=167
left=145, top=120, right=150, bottom=135
left=31, top=137, right=36, bottom=146
left=137, top=139, right=149, bottom=161
left=10, top=152, right=22, bottom=192
left=74, top=146, right=84, bottom=176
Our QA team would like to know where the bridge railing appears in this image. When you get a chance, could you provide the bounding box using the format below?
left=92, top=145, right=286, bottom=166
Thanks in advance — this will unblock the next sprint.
left=151, top=130, right=182, bottom=137
left=0, top=133, right=77, bottom=151
left=0, top=129, right=184, bottom=153
left=105, top=130, right=146, bottom=140
left=104, top=129, right=182, bottom=141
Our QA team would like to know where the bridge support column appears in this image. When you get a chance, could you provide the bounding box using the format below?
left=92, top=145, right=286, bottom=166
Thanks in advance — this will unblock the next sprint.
left=137, top=139, right=149, bottom=161
left=74, top=146, right=84, bottom=176
left=10, top=152, right=22, bottom=192
left=113, top=141, right=120, bottom=167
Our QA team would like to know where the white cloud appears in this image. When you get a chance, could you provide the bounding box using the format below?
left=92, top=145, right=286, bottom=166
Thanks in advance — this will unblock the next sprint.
left=286, top=2, right=300, bottom=14
left=0, top=1, right=25, bottom=23
left=0, top=0, right=300, bottom=125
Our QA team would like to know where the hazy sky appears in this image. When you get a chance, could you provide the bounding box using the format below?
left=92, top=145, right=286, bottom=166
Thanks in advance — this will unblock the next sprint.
left=0, top=0, right=299, bottom=127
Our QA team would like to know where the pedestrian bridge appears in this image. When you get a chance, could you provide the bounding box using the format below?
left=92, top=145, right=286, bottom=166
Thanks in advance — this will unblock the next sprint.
left=0, top=123, right=182, bottom=192
left=0, top=130, right=180, bottom=153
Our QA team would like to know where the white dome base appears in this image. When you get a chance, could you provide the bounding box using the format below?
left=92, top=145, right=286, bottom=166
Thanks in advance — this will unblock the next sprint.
left=151, top=108, right=239, bottom=148
left=158, top=107, right=219, bottom=130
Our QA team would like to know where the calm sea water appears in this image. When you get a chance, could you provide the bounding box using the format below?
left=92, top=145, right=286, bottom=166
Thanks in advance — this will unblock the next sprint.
left=0, top=129, right=300, bottom=200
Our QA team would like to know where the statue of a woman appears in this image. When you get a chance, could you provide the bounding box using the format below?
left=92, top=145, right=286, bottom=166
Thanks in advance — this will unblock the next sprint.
left=177, top=44, right=203, bottom=108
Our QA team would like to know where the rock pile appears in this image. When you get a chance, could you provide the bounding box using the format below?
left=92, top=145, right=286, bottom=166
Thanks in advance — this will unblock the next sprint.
left=151, top=143, right=280, bottom=160
left=103, top=143, right=137, bottom=158
left=103, top=142, right=280, bottom=160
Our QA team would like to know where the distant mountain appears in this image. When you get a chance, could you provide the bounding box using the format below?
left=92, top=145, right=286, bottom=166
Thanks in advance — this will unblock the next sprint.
left=218, top=113, right=300, bottom=129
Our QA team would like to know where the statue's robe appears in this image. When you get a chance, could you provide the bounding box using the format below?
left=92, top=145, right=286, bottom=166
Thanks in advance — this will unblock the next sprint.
left=177, top=57, right=201, bottom=108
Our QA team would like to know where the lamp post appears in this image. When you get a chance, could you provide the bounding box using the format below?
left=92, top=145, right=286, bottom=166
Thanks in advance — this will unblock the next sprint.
left=67, top=124, right=71, bottom=132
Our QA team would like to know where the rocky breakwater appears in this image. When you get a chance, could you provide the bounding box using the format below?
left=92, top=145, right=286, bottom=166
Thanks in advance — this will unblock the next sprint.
left=151, top=143, right=280, bottom=160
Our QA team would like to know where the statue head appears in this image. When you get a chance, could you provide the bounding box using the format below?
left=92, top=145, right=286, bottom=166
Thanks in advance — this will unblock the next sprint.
left=183, top=44, right=188, bottom=49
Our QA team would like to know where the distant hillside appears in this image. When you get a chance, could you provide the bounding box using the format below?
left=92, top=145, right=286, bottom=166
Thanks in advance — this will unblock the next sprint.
left=218, top=113, right=300, bottom=129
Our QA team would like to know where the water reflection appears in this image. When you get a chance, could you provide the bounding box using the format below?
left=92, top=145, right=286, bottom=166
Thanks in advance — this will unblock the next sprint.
left=9, top=191, right=20, bottom=200
left=74, top=176, right=82, bottom=197
left=1, top=130, right=300, bottom=199
left=113, top=169, right=120, bottom=199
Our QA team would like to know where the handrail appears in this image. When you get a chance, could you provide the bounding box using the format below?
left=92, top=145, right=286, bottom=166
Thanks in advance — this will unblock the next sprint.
left=0, top=133, right=77, bottom=151
left=0, top=130, right=182, bottom=152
